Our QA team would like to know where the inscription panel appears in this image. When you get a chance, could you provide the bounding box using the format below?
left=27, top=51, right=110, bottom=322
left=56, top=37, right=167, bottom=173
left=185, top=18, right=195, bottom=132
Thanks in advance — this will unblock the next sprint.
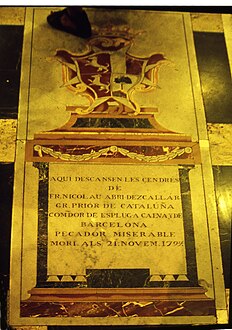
left=48, top=163, right=186, bottom=278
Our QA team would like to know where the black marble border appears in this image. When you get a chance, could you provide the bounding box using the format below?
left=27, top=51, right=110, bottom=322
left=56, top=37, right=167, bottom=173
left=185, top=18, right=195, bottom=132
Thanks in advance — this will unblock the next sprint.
left=33, top=163, right=199, bottom=289
left=33, top=162, right=49, bottom=286
left=194, top=32, right=232, bottom=123
left=179, top=167, right=198, bottom=285
left=0, top=25, right=23, bottom=119
left=0, top=163, right=14, bottom=330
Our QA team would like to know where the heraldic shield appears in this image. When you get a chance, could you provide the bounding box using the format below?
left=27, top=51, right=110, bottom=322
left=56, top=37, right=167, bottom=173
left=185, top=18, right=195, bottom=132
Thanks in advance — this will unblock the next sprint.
left=54, top=30, right=168, bottom=116
left=29, top=26, right=198, bottom=163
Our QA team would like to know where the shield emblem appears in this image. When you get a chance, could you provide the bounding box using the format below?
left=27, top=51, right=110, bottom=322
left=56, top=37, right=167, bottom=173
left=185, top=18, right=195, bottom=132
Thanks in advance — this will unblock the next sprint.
left=54, top=35, right=167, bottom=115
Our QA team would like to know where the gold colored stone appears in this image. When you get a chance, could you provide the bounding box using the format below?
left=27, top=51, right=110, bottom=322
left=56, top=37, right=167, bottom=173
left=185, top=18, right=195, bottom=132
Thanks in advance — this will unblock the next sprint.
left=0, top=7, right=25, bottom=25
left=191, top=13, right=223, bottom=32
left=207, top=124, right=232, bottom=165
left=13, top=327, right=47, bottom=330
left=0, top=119, right=17, bottom=162
left=222, top=14, right=232, bottom=79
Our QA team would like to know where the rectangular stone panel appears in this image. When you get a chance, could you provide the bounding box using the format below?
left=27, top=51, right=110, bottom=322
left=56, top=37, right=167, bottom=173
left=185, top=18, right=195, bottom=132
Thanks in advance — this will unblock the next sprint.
left=47, top=164, right=186, bottom=277
left=9, top=8, right=228, bottom=326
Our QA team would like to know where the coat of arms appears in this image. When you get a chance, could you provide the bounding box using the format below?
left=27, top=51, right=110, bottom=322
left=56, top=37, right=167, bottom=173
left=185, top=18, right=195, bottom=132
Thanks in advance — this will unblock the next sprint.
left=54, top=26, right=168, bottom=116
left=30, top=25, right=196, bottom=164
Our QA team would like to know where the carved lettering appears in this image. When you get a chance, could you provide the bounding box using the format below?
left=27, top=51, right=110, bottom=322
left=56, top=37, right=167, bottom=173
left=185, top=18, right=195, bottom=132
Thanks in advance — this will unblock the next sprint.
left=48, top=164, right=187, bottom=276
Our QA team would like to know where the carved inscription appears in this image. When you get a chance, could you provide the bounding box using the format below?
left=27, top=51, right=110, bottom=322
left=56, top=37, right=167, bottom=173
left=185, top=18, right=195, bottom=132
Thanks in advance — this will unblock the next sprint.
left=47, top=164, right=187, bottom=276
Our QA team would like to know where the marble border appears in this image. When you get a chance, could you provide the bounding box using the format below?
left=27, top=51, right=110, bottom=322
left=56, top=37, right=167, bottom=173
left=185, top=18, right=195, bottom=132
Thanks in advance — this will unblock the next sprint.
left=222, top=14, right=232, bottom=80
left=184, top=14, right=228, bottom=323
left=20, top=298, right=215, bottom=318
left=30, top=164, right=198, bottom=289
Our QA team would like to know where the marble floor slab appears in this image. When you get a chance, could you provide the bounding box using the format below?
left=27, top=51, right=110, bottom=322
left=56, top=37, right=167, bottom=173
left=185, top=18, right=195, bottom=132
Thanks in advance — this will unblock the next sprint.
left=0, top=7, right=231, bottom=329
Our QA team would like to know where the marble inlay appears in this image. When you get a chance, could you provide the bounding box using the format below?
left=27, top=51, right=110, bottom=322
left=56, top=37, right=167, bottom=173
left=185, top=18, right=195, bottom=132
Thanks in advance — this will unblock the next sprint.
left=191, top=13, right=223, bottom=32
left=0, top=119, right=17, bottom=162
left=0, top=7, right=230, bottom=329
left=208, top=124, right=232, bottom=165
left=194, top=32, right=232, bottom=123
left=0, top=7, right=25, bottom=25
left=212, top=165, right=232, bottom=289
left=20, top=299, right=215, bottom=318
left=4, top=7, right=229, bottom=326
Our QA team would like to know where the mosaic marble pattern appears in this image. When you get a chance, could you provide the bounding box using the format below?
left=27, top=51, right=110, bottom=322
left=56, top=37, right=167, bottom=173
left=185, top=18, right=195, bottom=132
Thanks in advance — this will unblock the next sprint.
left=0, top=7, right=231, bottom=328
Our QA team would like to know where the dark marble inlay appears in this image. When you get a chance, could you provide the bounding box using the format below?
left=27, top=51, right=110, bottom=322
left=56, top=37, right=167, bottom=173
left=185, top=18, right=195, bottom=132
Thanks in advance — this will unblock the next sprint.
left=20, top=299, right=215, bottom=318
left=193, top=32, right=232, bottom=123
left=33, top=162, right=49, bottom=287
left=33, top=163, right=199, bottom=290
left=213, top=166, right=231, bottom=288
left=0, top=70, right=21, bottom=109
left=0, top=163, right=14, bottom=330
left=0, top=25, right=23, bottom=119
left=86, top=269, right=150, bottom=288
left=73, top=118, right=154, bottom=128
left=0, top=25, right=24, bottom=70
left=149, top=167, right=198, bottom=288
left=178, top=167, right=198, bottom=286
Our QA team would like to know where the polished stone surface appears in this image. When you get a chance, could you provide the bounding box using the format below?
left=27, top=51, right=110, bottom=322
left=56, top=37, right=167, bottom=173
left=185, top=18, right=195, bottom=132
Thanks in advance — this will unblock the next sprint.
left=0, top=164, right=14, bottom=275
left=0, top=25, right=23, bottom=119
left=191, top=13, right=223, bottom=32
left=0, top=119, right=17, bottom=162
left=0, top=163, right=14, bottom=330
left=0, top=7, right=25, bottom=25
left=0, top=25, right=23, bottom=70
left=213, top=166, right=232, bottom=289
left=208, top=123, right=232, bottom=165
left=194, top=32, right=232, bottom=123
left=21, top=299, right=215, bottom=317
left=0, top=7, right=231, bottom=328
left=9, top=8, right=226, bottom=325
